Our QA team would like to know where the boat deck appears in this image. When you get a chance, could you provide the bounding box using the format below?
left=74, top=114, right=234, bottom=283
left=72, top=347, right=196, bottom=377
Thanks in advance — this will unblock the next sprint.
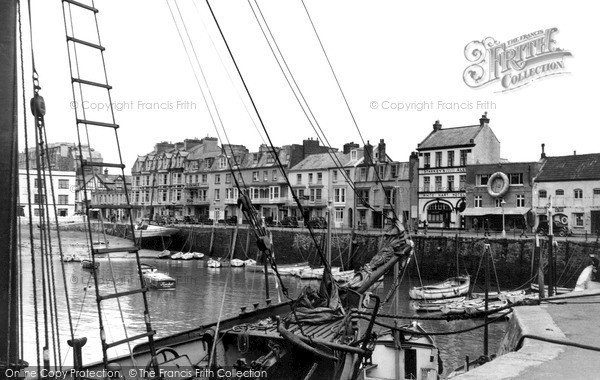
left=221, top=312, right=347, bottom=343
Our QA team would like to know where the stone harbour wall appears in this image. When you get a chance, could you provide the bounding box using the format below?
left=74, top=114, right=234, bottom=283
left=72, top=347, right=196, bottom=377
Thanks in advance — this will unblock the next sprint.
left=65, top=222, right=599, bottom=287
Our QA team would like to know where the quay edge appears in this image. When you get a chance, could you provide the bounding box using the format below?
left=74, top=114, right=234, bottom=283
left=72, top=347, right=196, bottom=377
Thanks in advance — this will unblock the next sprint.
left=455, top=289, right=600, bottom=379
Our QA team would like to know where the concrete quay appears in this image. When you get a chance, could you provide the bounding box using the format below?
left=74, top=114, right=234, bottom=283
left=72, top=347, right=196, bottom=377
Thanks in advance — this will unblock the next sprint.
left=456, top=289, right=600, bottom=379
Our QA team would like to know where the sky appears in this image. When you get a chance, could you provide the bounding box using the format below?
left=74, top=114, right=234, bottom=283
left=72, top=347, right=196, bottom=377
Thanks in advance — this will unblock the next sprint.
left=17, top=0, right=598, bottom=174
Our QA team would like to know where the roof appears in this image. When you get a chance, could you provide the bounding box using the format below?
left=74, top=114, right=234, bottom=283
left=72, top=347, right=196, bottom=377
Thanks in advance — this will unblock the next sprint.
left=417, top=125, right=482, bottom=150
left=536, top=153, right=600, bottom=182
left=290, top=151, right=359, bottom=171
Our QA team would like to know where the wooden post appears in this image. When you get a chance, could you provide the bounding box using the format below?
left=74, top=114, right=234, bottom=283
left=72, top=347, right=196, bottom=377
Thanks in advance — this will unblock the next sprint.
left=537, top=235, right=545, bottom=298
left=208, top=222, right=215, bottom=256
left=455, top=234, right=460, bottom=277
left=230, top=223, right=238, bottom=259
left=548, top=234, right=554, bottom=297
left=244, top=226, right=251, bottom=259
left=483, top=244, right=490, bottom=357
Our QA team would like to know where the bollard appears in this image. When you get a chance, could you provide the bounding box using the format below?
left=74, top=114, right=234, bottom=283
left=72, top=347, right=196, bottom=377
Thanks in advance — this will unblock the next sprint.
left=67, top=337, right=88, bottom=374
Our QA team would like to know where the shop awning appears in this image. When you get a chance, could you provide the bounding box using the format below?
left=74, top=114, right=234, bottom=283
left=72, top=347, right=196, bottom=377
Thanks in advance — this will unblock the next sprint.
left=461, top=207, right=531, bottom=216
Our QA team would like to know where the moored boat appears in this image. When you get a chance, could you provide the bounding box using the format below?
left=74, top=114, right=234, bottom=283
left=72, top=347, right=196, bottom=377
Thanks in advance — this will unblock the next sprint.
left=243, top=258, right=256, bottom=266
left=207, top=258, right=222, bottom=268
left=192, top=252, right=205, bottom=260
left=230, top=258, right=245, bottom=267
left=441, top=298, right=485, bottom=315
left=170, top=252, right=183, bottom=260
left=157, top=249, right=171, bottom=259
left=181, top=252, right=194, bottom=260
left=465, top=299, right=509, bottom=316
left=412, top=296, right=466, bottom=312
left=409, top=275, right=470, bottom=300
left=81, top=259, right=100, bottom=270
left=296, top=266, right=341, bottom=280
left=143, top=271, right=176, bottom=290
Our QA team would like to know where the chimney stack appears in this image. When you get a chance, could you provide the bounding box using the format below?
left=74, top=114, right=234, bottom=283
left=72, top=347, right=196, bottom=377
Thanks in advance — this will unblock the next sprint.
left=104, top=169, right=108, bottom=175
left=479, top=112, right=490, bottom=127
left=541, top=143, right=546, bottom=159
left=433, top=120, right=442, bottom=132
left=574, top=150, right=577, bottom=155
left=343, top=141, right=359, bottom=154
left=377, top=139, right=386, bottom=162
left=364, top=141, right=373, bottom=165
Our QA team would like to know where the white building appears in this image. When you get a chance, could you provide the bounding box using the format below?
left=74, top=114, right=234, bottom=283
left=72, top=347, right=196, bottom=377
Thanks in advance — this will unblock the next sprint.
left=416, top=114, right=500, bottom=229
left=533, top=152, right=600, bottom=235
left=18, top=169, right=77, bottom=222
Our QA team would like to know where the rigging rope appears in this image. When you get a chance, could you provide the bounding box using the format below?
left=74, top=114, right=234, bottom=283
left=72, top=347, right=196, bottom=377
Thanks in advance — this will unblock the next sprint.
left=299, top=0, right=398, bottom=220
left=17, top=0, right=41, bottom=368
left=248, top=0, right=360, bottom=197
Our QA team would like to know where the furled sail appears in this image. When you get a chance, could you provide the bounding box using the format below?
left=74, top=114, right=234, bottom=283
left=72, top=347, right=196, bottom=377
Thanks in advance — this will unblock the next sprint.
left=341, top=219, right=413, bottom=292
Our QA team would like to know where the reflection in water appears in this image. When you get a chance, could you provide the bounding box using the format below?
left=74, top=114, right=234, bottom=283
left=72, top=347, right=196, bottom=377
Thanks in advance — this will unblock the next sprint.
left=20, top=231, right=507, bottom=375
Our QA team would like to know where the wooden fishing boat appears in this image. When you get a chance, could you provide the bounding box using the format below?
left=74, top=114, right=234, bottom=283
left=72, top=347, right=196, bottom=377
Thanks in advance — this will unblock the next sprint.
left=411, top=296, right=466, bottom=312
left=409, top=275, right=470, bottom=300
left=192, top=252, right=205, bottom=260
left=170, top=252, right=183, bottom=260
left=243, top=258, right=256, bottom=266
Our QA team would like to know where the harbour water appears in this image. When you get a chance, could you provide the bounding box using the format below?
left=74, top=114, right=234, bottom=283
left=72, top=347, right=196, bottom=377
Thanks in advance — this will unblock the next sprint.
left=19, top=229, right=507, bottom=378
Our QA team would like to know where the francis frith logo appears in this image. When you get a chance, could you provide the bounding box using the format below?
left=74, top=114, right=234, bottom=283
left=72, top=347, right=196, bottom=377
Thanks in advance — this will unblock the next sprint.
left=463, top=28, right=572, bottom=92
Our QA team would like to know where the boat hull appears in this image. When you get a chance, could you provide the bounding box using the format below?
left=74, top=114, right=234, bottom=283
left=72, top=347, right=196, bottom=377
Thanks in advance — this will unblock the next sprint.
left=409, top=276, right=470, bottom=300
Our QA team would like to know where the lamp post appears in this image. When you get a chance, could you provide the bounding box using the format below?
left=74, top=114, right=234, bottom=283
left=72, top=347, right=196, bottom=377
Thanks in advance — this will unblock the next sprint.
left=501, top=198, right=506, bottom=238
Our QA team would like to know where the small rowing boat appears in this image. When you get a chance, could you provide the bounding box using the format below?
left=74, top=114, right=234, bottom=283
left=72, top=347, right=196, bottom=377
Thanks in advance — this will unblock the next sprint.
left=192, top=252, right=205, bottom=260
left=207, top=258, right=222, bottom=268
left=230, top=258, right=245, bottom=267
left=411, top=297, right=466, bottom=312
left=143, top=271, right=176, bottom=289
left=170, top=252, right=183, bottom=260
left=409, top=275, right=470, bottom=300
left=157, top=250, right=171, bottom=259
left=181, top=252, right=194, bottom=260
left=81, top=259, right=99, bottom=270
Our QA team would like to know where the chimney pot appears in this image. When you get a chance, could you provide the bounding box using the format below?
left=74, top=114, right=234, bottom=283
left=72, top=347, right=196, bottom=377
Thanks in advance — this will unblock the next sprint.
left=479, top=112, right=490, bottom=126
left=104, top=169, right=108, bottom=175
left=574, top=150, right=577, bottom=155
left=541, top=143, right=546, bottom=159
left=433, top=120, right=442, bottom=131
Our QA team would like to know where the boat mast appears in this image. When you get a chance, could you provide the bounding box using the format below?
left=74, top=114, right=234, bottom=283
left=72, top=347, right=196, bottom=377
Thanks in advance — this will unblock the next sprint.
left=0, top=0, right=22, bottom=370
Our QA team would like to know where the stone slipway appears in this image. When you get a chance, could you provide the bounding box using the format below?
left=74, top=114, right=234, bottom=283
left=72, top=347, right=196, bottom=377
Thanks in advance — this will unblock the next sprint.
left=456, top=289, right=600, bottom=379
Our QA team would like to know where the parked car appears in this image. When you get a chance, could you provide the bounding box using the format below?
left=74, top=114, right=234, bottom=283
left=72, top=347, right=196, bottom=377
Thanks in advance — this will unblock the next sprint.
left=537, top=221, right=572, bottom=237
left=306, top=217, right=327, bottom=229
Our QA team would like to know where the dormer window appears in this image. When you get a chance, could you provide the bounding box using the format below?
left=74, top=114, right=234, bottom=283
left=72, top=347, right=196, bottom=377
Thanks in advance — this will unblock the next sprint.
left=219, top=157, right=227, bottom=169
left=351, top=150, right=357, bottom=161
